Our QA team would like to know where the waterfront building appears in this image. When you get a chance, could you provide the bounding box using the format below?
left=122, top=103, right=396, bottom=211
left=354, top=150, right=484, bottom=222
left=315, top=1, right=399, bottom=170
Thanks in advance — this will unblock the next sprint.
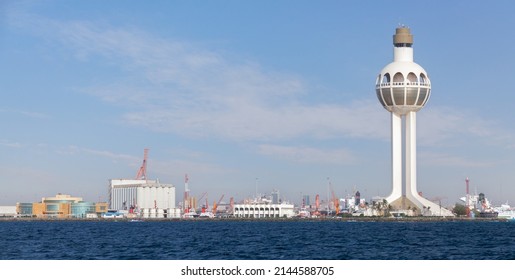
left=16, top=193, right=108, bottom=218
left=233, top=203, right=295, bottom=218
left=302, top=195, right=310, bottom=208
left=0, top=206, right=16, bottom=218
left=375, top=26, right=453, bottom=216
left=108, top=179, right=180, bottom=218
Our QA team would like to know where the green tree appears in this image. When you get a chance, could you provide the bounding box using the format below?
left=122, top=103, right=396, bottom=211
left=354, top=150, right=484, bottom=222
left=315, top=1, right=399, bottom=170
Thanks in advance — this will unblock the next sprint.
left=452, top=203, right=468, bottom=216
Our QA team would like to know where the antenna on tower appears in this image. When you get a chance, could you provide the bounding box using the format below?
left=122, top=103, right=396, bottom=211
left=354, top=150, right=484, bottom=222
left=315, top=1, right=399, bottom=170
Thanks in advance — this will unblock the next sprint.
left=135, top=148, right=149, bottom=180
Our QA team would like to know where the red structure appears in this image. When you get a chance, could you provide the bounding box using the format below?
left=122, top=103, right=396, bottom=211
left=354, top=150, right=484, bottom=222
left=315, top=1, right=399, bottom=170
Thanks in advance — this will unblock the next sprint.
left=135, top=148, right=149, bottom=180
left=466, top=177, right=470, bottom=217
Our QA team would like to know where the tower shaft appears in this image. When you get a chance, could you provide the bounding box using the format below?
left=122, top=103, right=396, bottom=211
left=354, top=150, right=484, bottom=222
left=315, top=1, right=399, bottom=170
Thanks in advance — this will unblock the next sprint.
left=405, top=111, right=418, bottom=205
left=387, top=113, right=402, bottom=202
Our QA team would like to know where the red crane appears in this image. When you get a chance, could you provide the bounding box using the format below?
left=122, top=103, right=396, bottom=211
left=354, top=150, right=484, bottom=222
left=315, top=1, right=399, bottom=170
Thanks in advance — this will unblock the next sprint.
left=329, top=181, right=339, bottom=215
left=212, top=194, right=225, bottom=214
left=313, top=194, right=320, bottom=216
left=135, top=148, right=149, bottom=180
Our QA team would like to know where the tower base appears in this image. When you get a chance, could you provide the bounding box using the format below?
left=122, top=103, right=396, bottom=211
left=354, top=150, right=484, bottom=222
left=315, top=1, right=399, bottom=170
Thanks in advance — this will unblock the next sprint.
left=388, top=195, right=454, bottom=217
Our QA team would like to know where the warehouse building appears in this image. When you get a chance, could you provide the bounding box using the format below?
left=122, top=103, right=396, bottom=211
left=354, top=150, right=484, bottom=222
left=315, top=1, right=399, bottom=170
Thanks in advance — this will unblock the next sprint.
left=108, top=179, right=180, bottom=218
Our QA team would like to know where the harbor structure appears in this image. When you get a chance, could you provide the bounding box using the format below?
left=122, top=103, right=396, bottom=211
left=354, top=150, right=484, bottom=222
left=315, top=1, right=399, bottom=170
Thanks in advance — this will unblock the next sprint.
left=16, top=193, right=108, bottom=218
left=233, top=202, right=295, bottom=218
left=108, top=149, right=180, bottom=218
left=375, top=26, right=453, bottom=216
left=0, top=206, right=16, bottom=218
left=108, top=179, right=179, bottom=218
left=233, top=192, right=295, bottom=218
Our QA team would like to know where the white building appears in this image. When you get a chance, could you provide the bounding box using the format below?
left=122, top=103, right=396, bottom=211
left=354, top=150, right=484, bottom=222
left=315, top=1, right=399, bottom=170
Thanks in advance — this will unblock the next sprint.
left=233, top=203, right=295, bottom=218
left=0, top=206, right=16, bottom=217
left=109, top=179, right=179, bottom=218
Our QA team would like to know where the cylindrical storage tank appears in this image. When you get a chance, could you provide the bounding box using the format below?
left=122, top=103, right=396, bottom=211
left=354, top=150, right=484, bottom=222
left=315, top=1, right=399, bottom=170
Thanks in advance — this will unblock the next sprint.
left=144, top=187, right=152, bottom=209
left=150, top=187, right=156, bottom=209
left=167, top=187, right=174, bottom=209
left=157, top=208, right=164, bottom=218
left=150, top=208, right=157, bottom=218
left=164, top=188, right=169, bottom=208
left=157, top=187, right=164, bottom=209
left=167, top=208, right=176, bottom=219
left=142, top=208, right=150, bottom=218
left=136, top=187, right=143, bottom=210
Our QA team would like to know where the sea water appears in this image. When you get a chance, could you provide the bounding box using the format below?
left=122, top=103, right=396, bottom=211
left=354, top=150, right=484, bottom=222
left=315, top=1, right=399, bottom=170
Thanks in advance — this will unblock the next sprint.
left=0, top=220, right=513, bottom=260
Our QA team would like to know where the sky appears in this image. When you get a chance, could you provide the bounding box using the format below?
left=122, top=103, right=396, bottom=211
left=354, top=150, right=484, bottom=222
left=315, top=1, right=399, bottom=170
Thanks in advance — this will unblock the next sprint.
left=1, top=0, right=515, bottom=208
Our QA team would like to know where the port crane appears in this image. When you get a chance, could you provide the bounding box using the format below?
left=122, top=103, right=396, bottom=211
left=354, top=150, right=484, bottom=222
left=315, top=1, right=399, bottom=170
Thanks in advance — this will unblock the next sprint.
left=212, top=194, right=225, bottom=214
left=313, top=194, right=320, bottom=216
left=229, top=197, right=234, bottom=214
left=329, top=181, right=340, bottom=215
left=135, top=148, right=149, bottom=180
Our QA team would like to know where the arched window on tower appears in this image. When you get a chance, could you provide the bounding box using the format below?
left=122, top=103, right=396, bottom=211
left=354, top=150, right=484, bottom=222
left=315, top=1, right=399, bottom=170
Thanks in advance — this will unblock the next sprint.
left=419, top=73, right=429, bottom=85
left=393, top=72, right=404, bottom=85
left=406, top=72, right=419, bottom=105
left=381, top=73, right=391, bottom=85
left=407, top=72, right=418, bottom=85
left=392, top=72, right=405, bottom=105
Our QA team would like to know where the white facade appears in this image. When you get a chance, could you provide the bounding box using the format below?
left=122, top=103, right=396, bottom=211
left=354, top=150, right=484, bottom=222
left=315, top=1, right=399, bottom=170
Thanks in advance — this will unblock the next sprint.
left=375, top=27, right=453, bottom=217
left=109, top=179, right=176, bottom=212
left=233, top=203, right=295, bottom=218
left=0, top=206, right=16, bottom=217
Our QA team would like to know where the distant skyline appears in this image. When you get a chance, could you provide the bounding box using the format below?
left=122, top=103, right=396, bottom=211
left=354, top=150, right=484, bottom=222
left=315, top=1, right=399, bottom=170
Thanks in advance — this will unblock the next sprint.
left=1, top=1, right=515, bottom=207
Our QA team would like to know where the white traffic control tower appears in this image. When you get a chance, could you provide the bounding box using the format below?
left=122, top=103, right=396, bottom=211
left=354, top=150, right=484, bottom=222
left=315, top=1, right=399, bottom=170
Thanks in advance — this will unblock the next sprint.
left=375, top=26, right=453, bottom=216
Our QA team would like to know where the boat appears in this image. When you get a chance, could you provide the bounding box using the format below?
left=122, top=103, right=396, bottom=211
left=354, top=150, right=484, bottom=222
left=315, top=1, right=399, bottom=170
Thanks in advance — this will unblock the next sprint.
left=497, top=210, right=515, bottom=221
left=182, top=211, right=199, bottom=219
left=199, top=211, right=215, bottom=218
left=495, top=203, right=515, bottom=221
left=297, top=208, right=311, bottom=218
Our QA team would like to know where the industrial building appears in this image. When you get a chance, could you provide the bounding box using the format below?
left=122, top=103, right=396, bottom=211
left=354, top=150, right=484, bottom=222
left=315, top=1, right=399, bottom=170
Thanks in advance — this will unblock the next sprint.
left=108, top=179, right=180, bottom=218
left=107, top=149, right=181, bottom=218
left=16, top=193, right=108, bottom=218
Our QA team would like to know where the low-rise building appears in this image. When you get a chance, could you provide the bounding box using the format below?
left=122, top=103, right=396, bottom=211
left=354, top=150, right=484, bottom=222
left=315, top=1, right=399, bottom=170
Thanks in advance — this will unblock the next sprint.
left=0, top=206, right=16, bottom=218
left=16, top=193, right=108, bottom=218
left=233, top=202, right=295, bottom=218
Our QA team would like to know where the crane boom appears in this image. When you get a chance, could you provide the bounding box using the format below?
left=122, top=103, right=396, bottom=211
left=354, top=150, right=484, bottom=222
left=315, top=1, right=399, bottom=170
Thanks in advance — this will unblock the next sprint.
left=212, top=194, right=225, bottom=214
left=329, top=181, right=339, bottom=215
left=135, top=148, right=149, bottom=180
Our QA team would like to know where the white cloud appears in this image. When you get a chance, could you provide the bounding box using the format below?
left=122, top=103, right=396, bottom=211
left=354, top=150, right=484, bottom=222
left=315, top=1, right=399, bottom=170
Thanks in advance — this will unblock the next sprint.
left=10, top=14, right=392, bottom=143
left=0, top=140, right=22, bottom=148
left=10, top=13, right=515, bottom=152
left=258, top=144, right=355, bottom=164
left=0, top=109, right=50, bottom=119
left=59, top=146, right=230, bottom=177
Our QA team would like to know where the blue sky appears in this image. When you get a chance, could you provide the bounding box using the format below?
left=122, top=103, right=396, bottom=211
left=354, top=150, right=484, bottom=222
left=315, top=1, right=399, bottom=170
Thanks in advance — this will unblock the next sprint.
left=1, top=0, right=515, bottom=207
